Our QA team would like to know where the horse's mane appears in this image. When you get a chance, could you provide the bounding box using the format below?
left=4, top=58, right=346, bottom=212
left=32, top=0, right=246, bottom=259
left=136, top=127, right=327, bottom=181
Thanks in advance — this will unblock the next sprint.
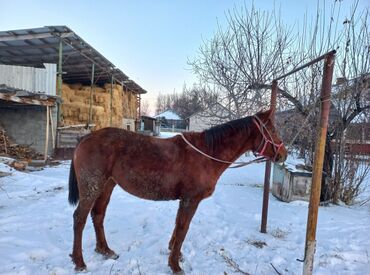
left=204, top=116, right=253, bottom=153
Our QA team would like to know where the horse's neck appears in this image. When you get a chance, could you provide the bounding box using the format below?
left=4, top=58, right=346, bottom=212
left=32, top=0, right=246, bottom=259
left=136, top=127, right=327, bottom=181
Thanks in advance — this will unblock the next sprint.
left=187, top=131, right=254, bottom=163
left=213, top=131, right=254, bottom=162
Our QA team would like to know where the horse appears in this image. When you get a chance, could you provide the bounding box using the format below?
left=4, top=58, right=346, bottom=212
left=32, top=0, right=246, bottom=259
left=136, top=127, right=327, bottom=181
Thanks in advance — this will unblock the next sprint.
left=68, top=109, right=287, bottom=273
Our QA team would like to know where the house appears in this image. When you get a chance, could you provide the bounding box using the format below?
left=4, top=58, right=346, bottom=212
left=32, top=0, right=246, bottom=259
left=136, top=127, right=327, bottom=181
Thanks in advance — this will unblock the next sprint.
left=138, top=115, right=160, bottom=136
left=187, top=103, right=234, bottom=132
left=0, top=26, right=147, bottom=159
left=154, top=109, right=185, bottom=130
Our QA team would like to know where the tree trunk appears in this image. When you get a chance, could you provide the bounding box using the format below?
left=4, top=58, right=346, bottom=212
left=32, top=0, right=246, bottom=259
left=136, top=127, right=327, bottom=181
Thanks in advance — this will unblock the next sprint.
left=320, top=132, right=334, bottom=201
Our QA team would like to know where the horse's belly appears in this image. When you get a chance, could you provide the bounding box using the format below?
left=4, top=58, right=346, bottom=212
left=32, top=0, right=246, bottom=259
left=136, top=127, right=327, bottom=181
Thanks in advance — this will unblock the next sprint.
left=114, top=173, right=179, bottom=201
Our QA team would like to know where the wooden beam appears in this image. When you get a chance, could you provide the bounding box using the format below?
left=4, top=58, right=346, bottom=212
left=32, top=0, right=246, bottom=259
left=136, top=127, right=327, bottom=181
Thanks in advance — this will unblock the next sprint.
left=44, top=105, right=50, bottom=161
left=0, top=93, right=56, bottom=106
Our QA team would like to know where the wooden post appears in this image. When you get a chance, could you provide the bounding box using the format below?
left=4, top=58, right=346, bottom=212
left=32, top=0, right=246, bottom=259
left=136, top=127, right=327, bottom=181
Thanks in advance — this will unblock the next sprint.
left=303, top=53, right=335, bottom=275
left=88, top=63, right=95, bottom=128
left=49, top=107, right=55, bottom=150
left=260, top=80, right=278, bottom=233
left=57, top=39, right=63, bottom=127
left=110, top=74, right=113, bottom=126
left=44, top=106, right=50, bottom=161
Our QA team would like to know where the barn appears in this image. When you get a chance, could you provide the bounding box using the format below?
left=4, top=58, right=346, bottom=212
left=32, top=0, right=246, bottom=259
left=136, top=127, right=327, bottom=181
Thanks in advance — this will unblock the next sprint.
left=0, top=26, right=147, bottom=160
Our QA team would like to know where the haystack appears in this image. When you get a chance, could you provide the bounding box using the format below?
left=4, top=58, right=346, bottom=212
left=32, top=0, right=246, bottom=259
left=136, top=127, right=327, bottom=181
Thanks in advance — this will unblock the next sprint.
left=61, top=82, right=137, bottom=130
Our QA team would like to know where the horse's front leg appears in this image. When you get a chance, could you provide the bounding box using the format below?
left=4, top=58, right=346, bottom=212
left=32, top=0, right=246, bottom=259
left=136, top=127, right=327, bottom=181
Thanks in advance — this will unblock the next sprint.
left=168, top=198, right=201, bottom=273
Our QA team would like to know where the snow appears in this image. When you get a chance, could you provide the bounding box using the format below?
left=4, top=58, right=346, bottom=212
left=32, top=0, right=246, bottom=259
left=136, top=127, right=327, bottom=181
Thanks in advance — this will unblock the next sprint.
left=0, top=156, right=369, bottom=275
left=154, top=110, right=181, bottom=120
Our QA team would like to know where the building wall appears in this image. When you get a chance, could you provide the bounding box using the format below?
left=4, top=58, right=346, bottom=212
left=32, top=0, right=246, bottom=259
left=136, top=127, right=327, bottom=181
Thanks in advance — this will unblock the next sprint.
left=0, top=103, right=57, bottom=156
left=188, top=104, right=231, bottom=132
left=123, top=118, right=135, bottom=131
left=189, top=114, right=214, bottom=132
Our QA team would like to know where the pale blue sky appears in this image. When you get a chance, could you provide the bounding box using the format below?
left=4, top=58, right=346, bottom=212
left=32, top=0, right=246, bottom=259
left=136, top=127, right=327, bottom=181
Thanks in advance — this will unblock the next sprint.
left=0, top=0, right=368, bottom=109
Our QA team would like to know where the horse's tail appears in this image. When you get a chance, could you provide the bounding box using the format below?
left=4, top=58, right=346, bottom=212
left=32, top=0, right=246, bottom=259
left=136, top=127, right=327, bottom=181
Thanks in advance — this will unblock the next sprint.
left=68, top=158, right=79, bottom=205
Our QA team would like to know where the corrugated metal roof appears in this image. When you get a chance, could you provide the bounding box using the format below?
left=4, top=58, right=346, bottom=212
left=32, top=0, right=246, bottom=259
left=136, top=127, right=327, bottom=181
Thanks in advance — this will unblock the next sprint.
left=0, top=26, right=147, bottom=94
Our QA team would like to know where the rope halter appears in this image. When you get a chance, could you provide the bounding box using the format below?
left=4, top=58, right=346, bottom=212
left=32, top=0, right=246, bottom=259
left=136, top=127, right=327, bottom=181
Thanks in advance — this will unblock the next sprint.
left=252, top=115, right=284, bottom=161
left=179, top=134, right=266, bottom=168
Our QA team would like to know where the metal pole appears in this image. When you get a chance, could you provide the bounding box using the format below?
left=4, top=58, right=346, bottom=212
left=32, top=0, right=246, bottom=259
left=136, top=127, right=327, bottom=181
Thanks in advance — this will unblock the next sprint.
left=110, top=74, right=113, bottom=126
left=274, top=50, right=336, bottom=81
left=303, top=53, right=335, bottom=275
left=88, top=63, right=95, bottom=128
left=57, top=39, right=63, bottom=127
left=260, top=80, right=278, bottom=233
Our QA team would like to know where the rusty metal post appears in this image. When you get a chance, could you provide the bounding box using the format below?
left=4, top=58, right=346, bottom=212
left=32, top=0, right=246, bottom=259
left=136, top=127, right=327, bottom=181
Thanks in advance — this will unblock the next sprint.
left=260, top=80, right=278, bottom=233
left=303, top=53, right=335, bottom=275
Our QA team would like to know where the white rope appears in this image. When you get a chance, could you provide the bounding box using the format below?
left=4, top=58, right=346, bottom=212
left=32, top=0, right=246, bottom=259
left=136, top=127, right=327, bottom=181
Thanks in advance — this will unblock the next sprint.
left=179, top=133, right=266, bottom=168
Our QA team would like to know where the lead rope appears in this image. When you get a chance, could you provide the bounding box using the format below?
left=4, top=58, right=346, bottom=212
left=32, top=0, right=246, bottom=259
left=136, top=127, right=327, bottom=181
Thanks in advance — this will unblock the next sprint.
left=179, top=133, right=266, bottom=168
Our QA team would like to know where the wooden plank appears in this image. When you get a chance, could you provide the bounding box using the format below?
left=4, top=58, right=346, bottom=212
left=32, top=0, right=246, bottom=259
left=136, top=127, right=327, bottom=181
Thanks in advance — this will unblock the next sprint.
left=0, top=93, right=56, bottom=106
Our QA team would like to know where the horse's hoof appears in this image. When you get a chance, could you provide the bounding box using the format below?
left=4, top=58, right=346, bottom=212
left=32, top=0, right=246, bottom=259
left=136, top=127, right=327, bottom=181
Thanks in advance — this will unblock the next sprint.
left=169, top=261, right=183, bottom=274
left=70, top=254, right=87, bottom=272
left=95, top=248, right=119, bottom=260
left=105, top=252, right=119, bottom=260
left=75, top=266, right=87, bottom=273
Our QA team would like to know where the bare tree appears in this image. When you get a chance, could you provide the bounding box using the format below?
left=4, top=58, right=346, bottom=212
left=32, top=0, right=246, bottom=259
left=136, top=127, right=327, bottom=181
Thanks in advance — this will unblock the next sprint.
left=154, top=84, right=218, bottom=118
left=189, top=1, right=370, bottom=203
left=189, top=4, right=293, bottom=118
left=276, top=2, right=370, bottom=203
left=140, top=99, right=151, bottom=116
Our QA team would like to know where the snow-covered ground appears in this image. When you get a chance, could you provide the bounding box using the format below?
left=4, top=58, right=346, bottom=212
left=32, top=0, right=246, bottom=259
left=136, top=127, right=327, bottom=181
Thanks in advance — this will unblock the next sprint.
left=0, top=153, right=369, bottom=274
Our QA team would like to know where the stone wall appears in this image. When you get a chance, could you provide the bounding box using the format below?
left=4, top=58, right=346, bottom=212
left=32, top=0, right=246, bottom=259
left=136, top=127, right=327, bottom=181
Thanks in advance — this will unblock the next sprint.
left=0, top=102, right=57, bottom=156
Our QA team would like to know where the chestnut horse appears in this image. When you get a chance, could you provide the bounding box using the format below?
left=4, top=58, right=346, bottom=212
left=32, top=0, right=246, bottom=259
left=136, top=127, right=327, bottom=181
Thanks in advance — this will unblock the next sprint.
left=68, top=109, right=287, bottom=273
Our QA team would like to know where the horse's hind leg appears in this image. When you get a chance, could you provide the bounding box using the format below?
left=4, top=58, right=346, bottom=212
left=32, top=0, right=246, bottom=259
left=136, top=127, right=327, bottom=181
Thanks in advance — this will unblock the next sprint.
left=71, top=169, right=105, bottom=271
left=70, top=197, right=96, bottom=271
left=91, top=179, right=118, bottom=259
left=168, top=198, right=201, bottom=273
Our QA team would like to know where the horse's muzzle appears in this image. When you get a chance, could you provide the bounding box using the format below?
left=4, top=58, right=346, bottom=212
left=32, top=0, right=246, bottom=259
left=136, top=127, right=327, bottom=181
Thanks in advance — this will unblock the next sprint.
left=274, top=148, right=287, bottom=163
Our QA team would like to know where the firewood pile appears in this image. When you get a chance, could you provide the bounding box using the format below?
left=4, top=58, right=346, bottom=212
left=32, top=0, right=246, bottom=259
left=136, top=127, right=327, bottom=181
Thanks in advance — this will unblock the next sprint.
left=0, top=127, right=44, bottom=161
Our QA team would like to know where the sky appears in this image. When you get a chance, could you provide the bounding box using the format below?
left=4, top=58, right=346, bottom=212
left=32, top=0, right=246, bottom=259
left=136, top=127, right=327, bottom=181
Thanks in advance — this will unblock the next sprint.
left=0, top=0, right=368, bottom=113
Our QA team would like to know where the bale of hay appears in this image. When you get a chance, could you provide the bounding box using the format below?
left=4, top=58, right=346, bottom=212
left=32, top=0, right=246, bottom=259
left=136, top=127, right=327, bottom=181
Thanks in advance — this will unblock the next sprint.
left=61, top=82, right=135, bottom=129
left=69, top=83, right=83, bottom=90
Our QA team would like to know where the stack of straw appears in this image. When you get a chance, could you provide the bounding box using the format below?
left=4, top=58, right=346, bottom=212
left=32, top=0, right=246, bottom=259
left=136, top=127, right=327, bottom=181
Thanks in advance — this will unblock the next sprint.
left=61, top=83, right=137, bottom=129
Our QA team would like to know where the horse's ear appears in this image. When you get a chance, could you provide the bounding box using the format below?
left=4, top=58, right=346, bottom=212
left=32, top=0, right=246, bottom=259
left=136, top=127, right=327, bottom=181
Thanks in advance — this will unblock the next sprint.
left=265, top=109, right=273, bottom=118
left=257, top=109, right=273, bottom=121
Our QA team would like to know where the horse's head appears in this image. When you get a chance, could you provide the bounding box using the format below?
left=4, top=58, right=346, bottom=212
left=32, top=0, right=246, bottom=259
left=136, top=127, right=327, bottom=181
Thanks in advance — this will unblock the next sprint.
left=252, top=109, right=287, bottom=163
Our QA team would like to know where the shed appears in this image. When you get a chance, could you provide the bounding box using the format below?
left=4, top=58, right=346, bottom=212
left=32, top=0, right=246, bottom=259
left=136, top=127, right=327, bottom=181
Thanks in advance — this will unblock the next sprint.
left=154, top=109, right=185, bottom=130
left=0, top=26, right=148, bottom=159
left=272, top=163, right=313, bottom=202
left=138, top=115, right=160, bottom=136
left=0, top=84, right=58, bottom=159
